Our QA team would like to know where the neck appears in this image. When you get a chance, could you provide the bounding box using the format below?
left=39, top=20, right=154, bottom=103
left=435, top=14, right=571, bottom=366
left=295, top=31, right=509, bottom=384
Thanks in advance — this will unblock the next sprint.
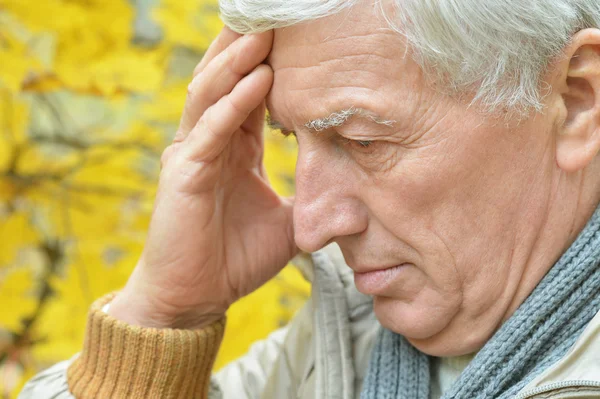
left=503, top=163, right=600, bottom=322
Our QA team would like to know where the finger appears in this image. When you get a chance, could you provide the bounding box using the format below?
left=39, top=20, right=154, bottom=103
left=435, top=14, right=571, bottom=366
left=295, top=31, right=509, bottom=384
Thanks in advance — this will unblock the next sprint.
left=241, top=99, right=267, bottom=135
left=242, top=100, right=267, bottom=175
left=181, top=64, right=274, bottom=163
left=160, top=142, right=182, bottom=170
left=171, top=28, right=241, bottom=144
left=178, top=31, right=274, bottom=138
left=193, top=27, right=242, bottom=77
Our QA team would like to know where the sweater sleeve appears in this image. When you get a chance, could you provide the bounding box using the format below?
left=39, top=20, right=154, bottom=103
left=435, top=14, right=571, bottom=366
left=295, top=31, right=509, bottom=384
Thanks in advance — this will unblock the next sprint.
left=20, top=293, right=226, bottom=399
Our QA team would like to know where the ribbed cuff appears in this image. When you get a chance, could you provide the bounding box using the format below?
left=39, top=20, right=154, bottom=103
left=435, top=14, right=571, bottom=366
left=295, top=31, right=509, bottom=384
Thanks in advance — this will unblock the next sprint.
left=67, top=293, right=225, bottom=399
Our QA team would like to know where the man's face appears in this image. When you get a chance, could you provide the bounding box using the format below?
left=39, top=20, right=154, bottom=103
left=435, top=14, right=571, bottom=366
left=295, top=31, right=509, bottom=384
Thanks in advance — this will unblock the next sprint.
left=266, top=2, right=559, bottom=355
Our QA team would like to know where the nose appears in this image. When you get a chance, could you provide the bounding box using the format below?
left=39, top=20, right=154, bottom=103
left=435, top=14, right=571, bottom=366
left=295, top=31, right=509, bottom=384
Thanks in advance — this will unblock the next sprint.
left=293, top=145, right=368, bottom=253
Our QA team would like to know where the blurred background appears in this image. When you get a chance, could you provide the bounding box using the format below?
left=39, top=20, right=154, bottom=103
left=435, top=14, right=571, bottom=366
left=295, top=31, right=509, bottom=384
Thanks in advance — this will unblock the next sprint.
left=0, top=0, right=307, bottom=397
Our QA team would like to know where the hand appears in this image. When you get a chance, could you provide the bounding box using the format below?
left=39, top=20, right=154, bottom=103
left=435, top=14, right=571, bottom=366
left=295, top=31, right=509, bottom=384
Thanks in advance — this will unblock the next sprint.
left=108, top=28, right=298, bottom=329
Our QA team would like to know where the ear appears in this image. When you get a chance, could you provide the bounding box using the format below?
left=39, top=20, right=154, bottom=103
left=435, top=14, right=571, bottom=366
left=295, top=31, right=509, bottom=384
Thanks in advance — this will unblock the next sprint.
left=555, top=29, right=600, bottom=173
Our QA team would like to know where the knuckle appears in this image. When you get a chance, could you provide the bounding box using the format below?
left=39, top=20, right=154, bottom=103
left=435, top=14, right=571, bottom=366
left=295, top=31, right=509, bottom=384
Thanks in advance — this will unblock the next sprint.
left=172, top=129, right=186, bottom=144
left=226, top=95, right=250, bottom=119
left=187, top=72, right=209, bottom=99
left=187, top=72, right=216, bottom=105
left=199, top=114, right=219, bottom=140
left=193, top=60, right=204, bottom=78
left=222, top=47, right=242, bottom=75
left=187, top=77, right=200, bottom=97
left=160, top=145, right=175, bottom=168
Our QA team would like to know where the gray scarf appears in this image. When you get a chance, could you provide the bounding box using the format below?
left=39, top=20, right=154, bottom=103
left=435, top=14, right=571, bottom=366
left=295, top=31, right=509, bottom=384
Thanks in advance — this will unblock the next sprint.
left=361, top=207, right=600, bottom=398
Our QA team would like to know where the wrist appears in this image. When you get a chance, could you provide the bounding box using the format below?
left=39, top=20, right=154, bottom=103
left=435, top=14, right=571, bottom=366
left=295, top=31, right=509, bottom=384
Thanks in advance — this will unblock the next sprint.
left=108, top=290, right=226, bottom=330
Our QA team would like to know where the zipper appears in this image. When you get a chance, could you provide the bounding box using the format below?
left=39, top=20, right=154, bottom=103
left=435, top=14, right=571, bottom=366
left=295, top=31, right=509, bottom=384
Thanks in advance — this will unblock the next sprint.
left=515, top=380, right=600, bottom=399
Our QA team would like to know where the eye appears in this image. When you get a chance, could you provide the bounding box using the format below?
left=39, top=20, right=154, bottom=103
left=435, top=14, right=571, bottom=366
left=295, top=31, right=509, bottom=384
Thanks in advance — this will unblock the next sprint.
left=276, top=129, right=297, bottom=139
left=341, top=137, right=374, bottom=151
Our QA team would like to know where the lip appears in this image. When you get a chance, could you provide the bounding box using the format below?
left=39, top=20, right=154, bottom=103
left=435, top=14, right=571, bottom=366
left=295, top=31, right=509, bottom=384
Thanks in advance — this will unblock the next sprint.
left=353, top=263, right=410, bottom=295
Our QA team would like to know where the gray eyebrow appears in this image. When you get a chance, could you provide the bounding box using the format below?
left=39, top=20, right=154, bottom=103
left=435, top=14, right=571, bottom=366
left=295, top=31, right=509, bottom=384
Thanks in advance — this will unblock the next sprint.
left=266, top=114, right=293, bottom=133
left=267, top=107, right=396, bottom=134
left=304, top=107, right=395, bottom=132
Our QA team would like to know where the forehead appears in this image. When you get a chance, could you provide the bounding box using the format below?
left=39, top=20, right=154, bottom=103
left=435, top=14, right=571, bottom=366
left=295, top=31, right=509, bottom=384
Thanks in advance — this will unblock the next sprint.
left=269, top=2, right=392, bottom=68
left=266, top=2, right=427, bottom=130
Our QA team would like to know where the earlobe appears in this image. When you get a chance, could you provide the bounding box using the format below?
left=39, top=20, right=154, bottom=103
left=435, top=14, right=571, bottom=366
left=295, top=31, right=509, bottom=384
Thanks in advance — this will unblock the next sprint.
left=556, top=30, right=600, bottom=173
left=556, top=122, right=600, bottom=172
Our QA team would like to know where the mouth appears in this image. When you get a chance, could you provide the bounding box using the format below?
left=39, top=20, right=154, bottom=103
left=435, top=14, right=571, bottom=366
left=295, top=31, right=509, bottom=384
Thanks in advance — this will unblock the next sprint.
left=353, top=263, right=410, bottom=295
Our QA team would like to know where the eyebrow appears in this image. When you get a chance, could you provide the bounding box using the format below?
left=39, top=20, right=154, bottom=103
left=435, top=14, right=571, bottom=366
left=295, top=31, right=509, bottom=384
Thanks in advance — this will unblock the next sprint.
left=266, top=115, right=292, bottom=133
left=267, top=107, right=396, bottom=133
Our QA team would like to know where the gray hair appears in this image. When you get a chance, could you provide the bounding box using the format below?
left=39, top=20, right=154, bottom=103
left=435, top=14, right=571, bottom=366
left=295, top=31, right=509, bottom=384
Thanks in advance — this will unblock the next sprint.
left=219, top=0, right=600, bottom=114
left=305, top=107, right=396, bottom=132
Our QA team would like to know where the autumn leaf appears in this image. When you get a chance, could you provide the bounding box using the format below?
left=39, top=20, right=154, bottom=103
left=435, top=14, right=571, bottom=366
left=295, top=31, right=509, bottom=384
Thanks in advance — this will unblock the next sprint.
left=1, top=2, right=303, bottom=398
left=0, top=267, right=38, bottom=334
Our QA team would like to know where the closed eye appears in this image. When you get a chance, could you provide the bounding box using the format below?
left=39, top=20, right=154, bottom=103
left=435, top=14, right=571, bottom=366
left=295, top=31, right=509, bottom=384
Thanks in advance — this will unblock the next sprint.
left=341, top=137, right=374, bottom=149
left=280, top=129, right=297, bottom=139
left=266, top=114, right=296, bottom=138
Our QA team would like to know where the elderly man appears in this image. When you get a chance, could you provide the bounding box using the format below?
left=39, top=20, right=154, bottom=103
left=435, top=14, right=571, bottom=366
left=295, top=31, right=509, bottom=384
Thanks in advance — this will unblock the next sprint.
left=20, top=0, right=600, bottom=398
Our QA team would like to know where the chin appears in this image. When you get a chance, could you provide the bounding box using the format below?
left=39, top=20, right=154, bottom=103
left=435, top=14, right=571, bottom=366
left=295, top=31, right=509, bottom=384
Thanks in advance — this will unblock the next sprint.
left=372, top=295, right=478, bottom=357
left=407, top=326, right=490, bottom=357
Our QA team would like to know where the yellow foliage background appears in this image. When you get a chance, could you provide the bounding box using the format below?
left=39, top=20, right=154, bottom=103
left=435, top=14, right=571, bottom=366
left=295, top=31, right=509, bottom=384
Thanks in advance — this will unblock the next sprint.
left=0, top=1, right=306, bottom=397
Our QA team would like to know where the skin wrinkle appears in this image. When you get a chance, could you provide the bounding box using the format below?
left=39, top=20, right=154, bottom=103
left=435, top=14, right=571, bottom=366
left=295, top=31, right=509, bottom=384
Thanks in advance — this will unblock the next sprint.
left=264, top=2, right=600, bottom=355
left=322, top=30, right=396, bottom=51
left=458, top=121, right=552, bottom=327
left=320, top=53, right=395, bottom=71
left=399, top=107, right=453, bottom=149
left=275, top=70, right=394, bottom=92
left=222, top=0, right=600, bottom=111
left=275, top=52, right=397, bottom=72
left=401, top=80, right=461, bottom=146
left=308, top=23, right=398, bottom=46
left=501, top=206, right=541, bottom=322
left=268, top=85, right=388, bottom=132
left=271, top=28, right=400, bottom=71
left=500, top=172, right=557, bottom=319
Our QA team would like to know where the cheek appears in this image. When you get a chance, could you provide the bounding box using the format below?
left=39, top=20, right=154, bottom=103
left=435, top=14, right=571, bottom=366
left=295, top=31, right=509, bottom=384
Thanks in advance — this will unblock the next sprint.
left=363, top=122, right=540, bottom=308
left=361, top=155, right=469, bottom=339
left=370, top=119, right=534, bottom=246
left=365, top=143, right=472, bottom=266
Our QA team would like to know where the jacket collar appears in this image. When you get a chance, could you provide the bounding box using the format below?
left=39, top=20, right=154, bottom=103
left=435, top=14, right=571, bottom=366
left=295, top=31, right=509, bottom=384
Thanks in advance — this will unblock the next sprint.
left=516, top=307, right=600, bottom=398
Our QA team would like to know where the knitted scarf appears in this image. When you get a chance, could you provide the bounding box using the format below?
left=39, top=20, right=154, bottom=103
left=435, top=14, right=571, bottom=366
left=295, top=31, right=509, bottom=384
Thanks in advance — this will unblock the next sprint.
left=361, top=206, right=600, bottom=399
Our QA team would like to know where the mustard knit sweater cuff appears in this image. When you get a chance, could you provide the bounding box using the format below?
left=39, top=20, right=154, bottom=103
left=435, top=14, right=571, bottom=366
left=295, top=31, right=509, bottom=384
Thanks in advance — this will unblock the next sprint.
left=66, top=293, right=225, bottom=399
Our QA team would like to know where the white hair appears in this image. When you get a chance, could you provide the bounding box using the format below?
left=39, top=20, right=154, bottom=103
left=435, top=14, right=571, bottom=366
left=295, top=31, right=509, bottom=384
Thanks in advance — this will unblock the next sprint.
left=219, top=0, right=600, bottom=114
left=305, top=107, right=396, bottom=132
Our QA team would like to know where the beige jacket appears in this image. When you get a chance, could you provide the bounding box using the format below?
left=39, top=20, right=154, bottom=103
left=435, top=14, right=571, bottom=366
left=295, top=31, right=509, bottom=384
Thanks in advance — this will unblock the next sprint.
left=19, top=244, right=600, bottom=398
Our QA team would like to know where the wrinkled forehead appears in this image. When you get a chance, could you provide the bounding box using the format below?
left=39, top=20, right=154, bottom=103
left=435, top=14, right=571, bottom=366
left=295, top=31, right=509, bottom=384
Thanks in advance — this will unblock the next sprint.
left=266, top=2, right=421, bottom=129
left=268, top=2, right=399, bottom=70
